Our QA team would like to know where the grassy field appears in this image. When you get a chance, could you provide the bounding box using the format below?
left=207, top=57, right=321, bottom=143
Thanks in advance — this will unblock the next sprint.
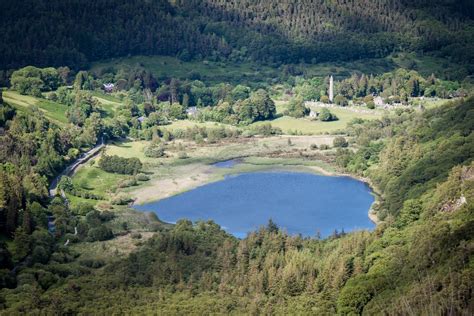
left=3, top=91, right=69, bottom=125
left=104, top=140, right=150, bottom=161
left=90, top=91, right=123, bottom=115
left=252, top=103, right=384, bottom=135
left=72, top=161, right=128, bottom=197
left=164, top=119, right=233, bottom=131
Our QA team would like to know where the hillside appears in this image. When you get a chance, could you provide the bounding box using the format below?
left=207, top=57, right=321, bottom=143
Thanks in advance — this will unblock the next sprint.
left=0, top=91, right=472, bottom=313
left=0, top=0, right=473, bottom=74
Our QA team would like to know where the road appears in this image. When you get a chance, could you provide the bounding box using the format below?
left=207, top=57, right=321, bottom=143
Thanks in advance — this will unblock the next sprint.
left=49, top=138, right=105, bottom=197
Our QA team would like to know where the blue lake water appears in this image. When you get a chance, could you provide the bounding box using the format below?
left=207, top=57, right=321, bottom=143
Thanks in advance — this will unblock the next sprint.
left=134, top=172, right=375, bottom=238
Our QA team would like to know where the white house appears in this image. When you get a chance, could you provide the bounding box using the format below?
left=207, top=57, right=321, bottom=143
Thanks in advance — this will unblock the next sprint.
left=103, top=83, right=115, bottom=93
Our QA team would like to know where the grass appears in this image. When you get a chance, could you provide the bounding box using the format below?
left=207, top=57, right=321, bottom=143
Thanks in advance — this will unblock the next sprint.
left=90, top=91, right=123, bottom=115
left=3, top=91, right=69, bottom=125
left=72, top=162, right=128, bottom=197
left=252, top=105, right=384, bottom=135
left=104, top=140, right=149, bottom=161
left=165, top=119, right=233, bottom=131
left=70, top=230, right=155, bottom=263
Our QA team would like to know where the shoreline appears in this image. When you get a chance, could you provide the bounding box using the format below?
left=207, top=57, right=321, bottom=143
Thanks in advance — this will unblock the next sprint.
left=128, top=158, right=382, bottom=225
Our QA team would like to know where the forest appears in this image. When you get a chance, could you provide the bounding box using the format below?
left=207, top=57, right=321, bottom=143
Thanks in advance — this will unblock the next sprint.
left=0, top=0, right=474, bottom=72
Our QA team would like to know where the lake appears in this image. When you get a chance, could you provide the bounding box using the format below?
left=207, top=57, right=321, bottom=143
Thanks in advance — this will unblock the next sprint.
left=134, top=171, right=375, bottom=238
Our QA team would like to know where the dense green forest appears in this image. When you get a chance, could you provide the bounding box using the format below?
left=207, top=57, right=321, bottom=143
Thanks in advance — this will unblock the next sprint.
left=1, top=0, right=473, bottom=72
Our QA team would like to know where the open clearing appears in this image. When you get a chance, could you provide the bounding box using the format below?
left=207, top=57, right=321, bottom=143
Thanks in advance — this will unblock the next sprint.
left=3, top=91, right=69, bottom=125
left=252, top=103, right=384, bottom=134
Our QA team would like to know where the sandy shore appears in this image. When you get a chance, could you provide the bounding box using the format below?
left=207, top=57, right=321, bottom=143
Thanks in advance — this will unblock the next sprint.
left=130, top=163, right=220, bottom=205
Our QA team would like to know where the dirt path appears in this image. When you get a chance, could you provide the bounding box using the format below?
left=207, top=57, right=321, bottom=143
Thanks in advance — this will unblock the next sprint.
left=49, top=139, right=105, bottom=197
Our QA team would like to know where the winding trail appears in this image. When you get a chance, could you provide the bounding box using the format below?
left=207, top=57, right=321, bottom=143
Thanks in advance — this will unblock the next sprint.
left=48, top=138, right=105, bottom=246
left=49, top=138, right=105, bottom=197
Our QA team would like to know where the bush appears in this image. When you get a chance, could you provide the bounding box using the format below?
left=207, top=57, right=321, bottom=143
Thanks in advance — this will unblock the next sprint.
left=131, top=232, right=142, bottom=239
left=100, top=210, right=115, bottom=222
left=63, top=233, right=80, bottom=244
left=79, top=258, right=106, bottom=268
left=247, top=123, right=282, bottom=136
left=32, top=246, right=49, bottom=264
left=333, top=136, right=349, bottom=148
left=136, top=173, right=150, bottom=181
left=319, top=108, right=338, bottom=122
left=334, top=95, right=349, bottom=106
left=145, top=143, right=165, bottom=158
left=310, top=144, right=318, bottom=150
left=366, top=101, right=375, bottom=109
left=110, top=195, right=134, bottom=205
left=117, top=177, right=138, bottom=188
left=320, top=144, right=330, bottom=150
left=87, top=226, right=113, bottom=242
left=178, top=151, right=188, bottom=159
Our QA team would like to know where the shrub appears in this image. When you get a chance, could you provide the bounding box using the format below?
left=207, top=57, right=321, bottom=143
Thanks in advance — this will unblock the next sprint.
left=320, top=144, right=330, bottom=150
left=110, top=195, right=134, bottom=205
left=145, top=143, right=165, bottom=158
left=117, top=177, right=138, bottom=188
left=334, top=95, right=349, bottom=106
left=136, top=173, right=150, bottom=181
left=333, top=136, right=349, bottom=148
left=319, top=108, right=338, bottom=122
left=79, top=258, right=106, bottom=269
left=310, top=144, right=318, bottom=150
left=131, top=232, right=142, bottom=239
left=87, top=226, right=113, bottom=242
left=366, top=101, right=375, bottom=109
left=100, top=210, right=115, bottom=222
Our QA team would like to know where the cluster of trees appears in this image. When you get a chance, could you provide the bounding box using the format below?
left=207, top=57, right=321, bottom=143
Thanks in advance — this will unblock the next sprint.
left=10, top=66, right=65, bottom=96
left=58, top=176, right=101, bottom=200
left=98, top=155, right=142, bottom=175
left=1, top=0, right=473, bottom=70
left=319, top=108, right=338, bottom=122
left=195, top=89, right=276, bottom=125
left=284, top=97, right=309, bottom=118
left=0, top=111, right=69, bottom=237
